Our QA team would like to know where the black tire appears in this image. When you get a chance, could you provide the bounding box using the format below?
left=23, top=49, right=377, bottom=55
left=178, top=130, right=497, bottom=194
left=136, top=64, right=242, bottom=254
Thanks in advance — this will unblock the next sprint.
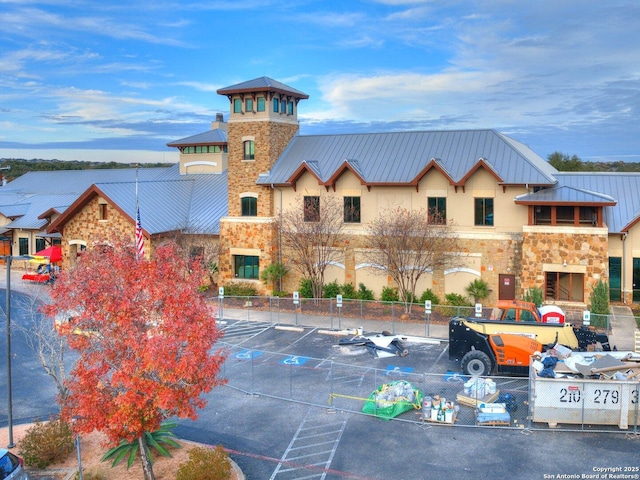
left=382, top=330, right=393, bottom=336
left=461, top=350, right=492, bottom=376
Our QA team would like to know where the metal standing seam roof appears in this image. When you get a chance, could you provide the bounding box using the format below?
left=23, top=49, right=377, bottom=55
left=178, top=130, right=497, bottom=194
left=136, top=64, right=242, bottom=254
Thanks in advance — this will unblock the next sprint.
left=217, top=76, right=309, bottom=99
left=515, top=185, right=616, bottom=204
left=1, top=168, right=169, bottom=195
left=166, top=129, right=228, bottom=147
left=257, top=129, right=558, bottom=187
left=4, top=194, right=79, bottom=229
left=93, top=165, right=228, bottom=235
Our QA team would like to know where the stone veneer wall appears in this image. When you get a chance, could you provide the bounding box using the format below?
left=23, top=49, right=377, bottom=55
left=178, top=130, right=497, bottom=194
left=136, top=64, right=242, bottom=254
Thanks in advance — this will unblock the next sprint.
left=58, top=197, right=146, bottom=269
left=521, top=230, right=609, bottom=303
left=218, top=218, right=278, bottom=291
left=226, top=121, right=298, bottom=217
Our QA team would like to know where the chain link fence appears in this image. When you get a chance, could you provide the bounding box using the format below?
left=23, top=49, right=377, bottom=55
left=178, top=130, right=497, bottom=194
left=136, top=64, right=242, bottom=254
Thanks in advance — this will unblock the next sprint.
left=215, top=341, right=639, bottom=433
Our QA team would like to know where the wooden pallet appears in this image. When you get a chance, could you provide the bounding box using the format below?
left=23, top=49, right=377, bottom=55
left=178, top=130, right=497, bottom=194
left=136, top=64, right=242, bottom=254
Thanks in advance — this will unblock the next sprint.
left=476, top=420, right=510, bottom=427
left=456, top=390, right=500, bottom=408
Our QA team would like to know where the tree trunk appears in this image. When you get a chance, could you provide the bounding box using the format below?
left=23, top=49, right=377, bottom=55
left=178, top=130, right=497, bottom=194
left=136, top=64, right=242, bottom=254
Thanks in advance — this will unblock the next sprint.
left=138, top=435, right=156, bottom=480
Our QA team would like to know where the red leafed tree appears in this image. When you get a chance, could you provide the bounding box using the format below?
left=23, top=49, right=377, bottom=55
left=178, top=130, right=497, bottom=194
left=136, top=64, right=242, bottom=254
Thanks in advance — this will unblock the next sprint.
left=43, top=238, right=226, bottom=480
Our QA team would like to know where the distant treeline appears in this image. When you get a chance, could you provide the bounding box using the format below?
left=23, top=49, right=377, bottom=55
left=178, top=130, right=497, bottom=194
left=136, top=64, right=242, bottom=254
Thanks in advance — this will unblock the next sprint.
left=2, top=154, right=640, bottom=181
left=547, top=152, right=640, bottom=172
left=0, top=158, right=175, bottom=182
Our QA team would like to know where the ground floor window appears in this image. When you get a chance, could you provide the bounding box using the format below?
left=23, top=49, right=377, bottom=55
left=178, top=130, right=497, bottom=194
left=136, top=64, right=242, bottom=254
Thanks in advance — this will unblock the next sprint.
left=235, top=255, right=259, bottom=279
left=19, top=237, right=28, bottom=256
left=609, top=257, right=621, bottom=302
left=36, top=237, right=46, bottom=252
left=545, top=271, right=584, bottom=302
left=633, top=258, right=640, bottom=302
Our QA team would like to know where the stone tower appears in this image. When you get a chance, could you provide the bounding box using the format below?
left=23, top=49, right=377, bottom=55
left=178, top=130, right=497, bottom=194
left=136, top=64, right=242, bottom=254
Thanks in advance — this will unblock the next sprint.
left=216, top=77, right=309, bottom=292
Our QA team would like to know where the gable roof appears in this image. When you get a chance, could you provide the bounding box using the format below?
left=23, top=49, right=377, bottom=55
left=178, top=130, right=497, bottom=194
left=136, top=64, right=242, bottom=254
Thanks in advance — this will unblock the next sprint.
left=257, top=129, right=558, bottom=189
left=47, top=166, right=228, bottom=236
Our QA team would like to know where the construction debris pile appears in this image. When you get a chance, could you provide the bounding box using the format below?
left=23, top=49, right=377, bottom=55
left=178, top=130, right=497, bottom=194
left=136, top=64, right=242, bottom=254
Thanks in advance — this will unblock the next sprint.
left=532, top=344, right=640, bottom=380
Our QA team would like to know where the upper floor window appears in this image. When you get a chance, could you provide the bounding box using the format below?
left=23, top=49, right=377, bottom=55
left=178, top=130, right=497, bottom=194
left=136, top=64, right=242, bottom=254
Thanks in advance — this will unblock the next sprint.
left=474, top=198, right=494, bottom=226
left=257, top=97, right=265, bottom=112
left=287, top=101, right=294, bottom=115
left=235, top=255, right=259, bottom=279
left=532, top=205, right=599, bottom=226
left=233, top=98, right=242, bottom=113
left=344, top=196, right=361, bottom=223
left=280, top=99, right=286, bottom=113
left=273, top=98, right=279, bottom=113
left=245, top=98, right=253, bottom=112
left=182, top=145, right=227, bottom=154
left=99, top=203, right=108, bottom=220
left=241, top=196, right=257, bottom=216
left=304, top=196, right=320, bottom=222
left=243, top=140, right=255, bottom=160
left=427, top=197, right=446, bottom=224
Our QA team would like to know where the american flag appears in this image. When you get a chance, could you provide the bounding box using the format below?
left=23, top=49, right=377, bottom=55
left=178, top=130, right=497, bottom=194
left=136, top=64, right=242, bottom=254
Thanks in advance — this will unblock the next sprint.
left=135, top=207, right=145, bottom=258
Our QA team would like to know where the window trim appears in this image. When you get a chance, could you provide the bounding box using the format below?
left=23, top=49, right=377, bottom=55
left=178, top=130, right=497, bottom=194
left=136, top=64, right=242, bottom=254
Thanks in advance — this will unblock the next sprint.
left=427, top=196, right=447, bottom=224
left=474, top=197, right=494, bottom=226
left=304, top=196, right=320, bottom=222
left=234, top=255, right=259, bottom=279
left=343, top=196, right=361, bottom=223
left=241, top=196, right=258, bottom=216
left=243, top=140, right=255, bottom=160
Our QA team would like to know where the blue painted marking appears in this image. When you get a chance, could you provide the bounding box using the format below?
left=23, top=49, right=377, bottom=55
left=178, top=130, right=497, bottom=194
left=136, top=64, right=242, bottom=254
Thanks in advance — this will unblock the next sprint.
left=235, top=349, right=263, bottom=360
left=385, top=365, right=414, bottom=376
left=280, top=355, right=310, bottom=366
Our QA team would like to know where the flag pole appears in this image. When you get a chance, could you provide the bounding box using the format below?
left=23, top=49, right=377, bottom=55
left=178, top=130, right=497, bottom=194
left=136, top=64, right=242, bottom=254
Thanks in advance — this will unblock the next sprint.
left=135, top=164, right=145, bottom=259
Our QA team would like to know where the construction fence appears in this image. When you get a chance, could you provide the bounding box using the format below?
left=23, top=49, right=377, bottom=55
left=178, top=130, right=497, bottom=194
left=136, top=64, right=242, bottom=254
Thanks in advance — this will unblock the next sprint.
left=215, top=341, right=640, bottom=434
left=213, top=296, right=612, bottom=334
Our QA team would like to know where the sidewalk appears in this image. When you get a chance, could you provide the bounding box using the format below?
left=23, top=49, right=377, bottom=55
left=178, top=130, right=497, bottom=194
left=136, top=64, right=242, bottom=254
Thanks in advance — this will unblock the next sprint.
left=609, top=305, right=638, bottom=351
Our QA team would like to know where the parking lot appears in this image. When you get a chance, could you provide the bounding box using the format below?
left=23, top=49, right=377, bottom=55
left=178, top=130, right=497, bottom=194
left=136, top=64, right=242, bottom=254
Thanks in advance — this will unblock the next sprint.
left=171, top=317, right=640, bottom=480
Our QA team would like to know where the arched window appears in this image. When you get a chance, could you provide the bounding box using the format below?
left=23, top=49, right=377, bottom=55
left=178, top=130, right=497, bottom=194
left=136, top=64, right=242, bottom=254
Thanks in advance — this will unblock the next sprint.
left=243, top=140, right=255, bottom=160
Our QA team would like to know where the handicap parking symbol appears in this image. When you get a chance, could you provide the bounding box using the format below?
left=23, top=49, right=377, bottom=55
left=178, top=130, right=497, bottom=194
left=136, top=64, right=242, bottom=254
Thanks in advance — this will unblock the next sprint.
left=235, top=349, right=263, bottom=360
left=385, top=365, right=414, bottom=376
left=280, top=355, right=310, bottom=366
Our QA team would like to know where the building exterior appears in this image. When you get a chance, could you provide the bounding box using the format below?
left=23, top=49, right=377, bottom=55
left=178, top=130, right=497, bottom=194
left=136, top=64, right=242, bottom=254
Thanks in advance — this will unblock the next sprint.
left=2, top=75, right=640, bottom=307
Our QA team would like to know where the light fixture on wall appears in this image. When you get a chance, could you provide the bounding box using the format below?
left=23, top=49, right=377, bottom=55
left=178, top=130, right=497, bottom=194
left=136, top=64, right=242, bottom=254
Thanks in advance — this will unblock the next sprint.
left=563, top=260, right=567, bottom=267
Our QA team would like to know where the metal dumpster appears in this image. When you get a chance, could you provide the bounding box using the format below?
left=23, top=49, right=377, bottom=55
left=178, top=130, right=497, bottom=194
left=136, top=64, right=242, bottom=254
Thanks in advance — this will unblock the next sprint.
left=529, top=367, right=640, bottom=429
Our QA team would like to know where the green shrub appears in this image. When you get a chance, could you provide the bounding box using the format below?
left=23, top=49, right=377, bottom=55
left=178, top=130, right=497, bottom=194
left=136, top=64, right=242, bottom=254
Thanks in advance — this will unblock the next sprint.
left=298, top=278, right=314, bottom=298
left=522, top=287, right=544, bottom=307
left=381, top=286, right=399, bottom=302
left=465, top=279, right=490, bottom=303
left=357, top=283, right=375, bottom=301
left=323, top=280, right=341, bottom=298
left=271, top=290, right=288, bottom=298
left=445, top=292, right=471, bottom=306
left=419, top=289, right=440, bottom=306
left=18, top=419, right=75, bottom=469
left=176, top=446, right=231, bottom=480
left=223, top=282, right=257, bottom=297
left=590, top=280, right=610, bottom=315
left=340, top=283, right=357, bottom=299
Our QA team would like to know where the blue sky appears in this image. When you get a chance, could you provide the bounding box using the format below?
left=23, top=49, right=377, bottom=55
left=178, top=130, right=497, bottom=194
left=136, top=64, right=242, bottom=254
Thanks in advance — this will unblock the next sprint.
left=1, top=0, right=639, bottom=164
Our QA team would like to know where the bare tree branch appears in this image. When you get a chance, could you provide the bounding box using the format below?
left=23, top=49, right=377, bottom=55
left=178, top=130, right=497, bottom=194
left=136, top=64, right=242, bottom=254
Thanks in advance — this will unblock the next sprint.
left=279, top=195, right=346, bottom=299
left=362, top=207, right=462, bottom=311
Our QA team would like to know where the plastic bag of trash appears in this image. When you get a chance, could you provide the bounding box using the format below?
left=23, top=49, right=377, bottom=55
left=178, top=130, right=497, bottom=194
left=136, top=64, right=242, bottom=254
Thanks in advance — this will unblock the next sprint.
left=362, top=380, right=423, bottom=420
